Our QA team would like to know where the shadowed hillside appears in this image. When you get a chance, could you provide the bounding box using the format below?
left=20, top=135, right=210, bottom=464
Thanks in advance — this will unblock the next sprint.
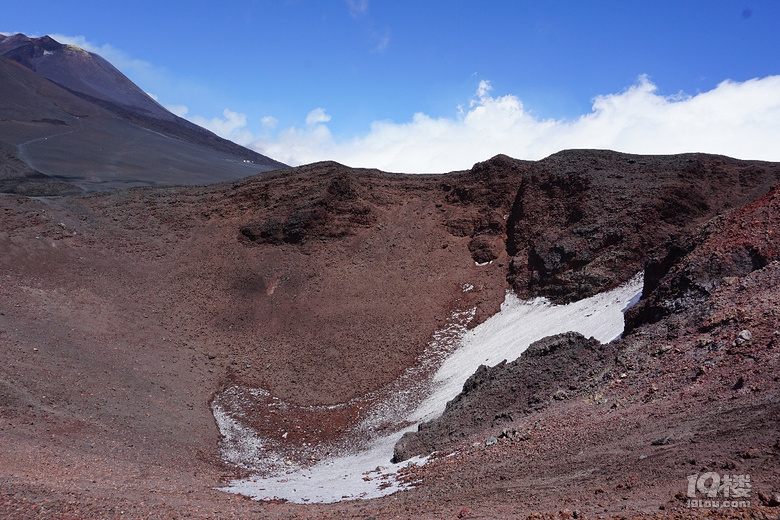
left=0, top=34, right=285, bottom=194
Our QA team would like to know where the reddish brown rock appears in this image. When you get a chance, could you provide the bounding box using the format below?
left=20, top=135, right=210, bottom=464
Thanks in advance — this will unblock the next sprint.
left=2, top=150, right=780, bottom=519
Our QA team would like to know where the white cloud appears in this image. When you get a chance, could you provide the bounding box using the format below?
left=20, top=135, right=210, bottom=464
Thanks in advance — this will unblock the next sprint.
left=346, top=0, right=369, bottom=18
left=243, top=75, right=780, bottom=173
left=261, top=116, right=278, bottom=130
left=189, top=108, right=254, bottom=145
left=258, top=124, right=335, bottom=167
left=373, top=28, right=390, bottom=52
left=166, top=104, right=189, bottom=118
left=305, top=108, right=332, bottom=126
left=342, top=1, right=390, bottom=52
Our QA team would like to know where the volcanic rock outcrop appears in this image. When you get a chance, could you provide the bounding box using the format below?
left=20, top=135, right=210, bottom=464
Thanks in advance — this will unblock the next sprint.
left=393, top=168, right=780, bottom=471
left=506, top=150, right=779, bottom=302
left=393, top=331, right=603, bottom=462
left=626, top=183, right=780, bottom=331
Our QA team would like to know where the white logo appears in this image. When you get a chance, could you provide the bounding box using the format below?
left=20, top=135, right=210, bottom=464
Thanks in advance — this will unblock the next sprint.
left=686, top=472, right=751, bottom=508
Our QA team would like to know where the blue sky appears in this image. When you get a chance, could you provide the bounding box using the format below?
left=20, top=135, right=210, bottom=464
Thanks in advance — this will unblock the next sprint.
left=4, top=1, right=780, bottom=172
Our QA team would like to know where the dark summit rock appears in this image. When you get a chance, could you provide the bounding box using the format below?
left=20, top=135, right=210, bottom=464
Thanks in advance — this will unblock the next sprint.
left=240, top=217, right=284, bottom=244
left=505, top=150, right=780, bottom=303
left=625, top=183, right=780, bottom=333
left=282, top=209, right=315, bottom=244
left=468, top=235, right=501, bottom=264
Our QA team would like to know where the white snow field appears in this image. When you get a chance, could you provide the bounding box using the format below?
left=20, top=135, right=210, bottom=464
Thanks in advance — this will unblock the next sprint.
left=217, top=273, right=644, bottom=503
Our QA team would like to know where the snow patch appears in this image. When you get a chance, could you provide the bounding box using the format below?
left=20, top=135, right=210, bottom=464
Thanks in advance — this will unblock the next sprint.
left=222, top=432, right=428, bottom=503
left=216, top=273, right=644, bottom=503
left=211, top=400, right=266, bottom=471
left=410, top=272, right=643, bottom=423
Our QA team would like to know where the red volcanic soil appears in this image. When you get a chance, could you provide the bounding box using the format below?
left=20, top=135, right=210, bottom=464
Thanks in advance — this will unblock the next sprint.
left=1, top=151, right=779, bottom=518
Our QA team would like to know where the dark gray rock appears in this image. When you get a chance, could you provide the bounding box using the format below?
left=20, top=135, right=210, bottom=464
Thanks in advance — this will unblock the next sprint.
left=393, top=332, right=603, bottom=462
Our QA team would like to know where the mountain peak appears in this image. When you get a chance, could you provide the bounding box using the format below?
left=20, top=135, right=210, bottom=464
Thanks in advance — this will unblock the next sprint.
left=0, top=33, right=286, bottom=192
left=0, top=33, right=59, bottom=70
left=0, top=33, right=173, bottom=120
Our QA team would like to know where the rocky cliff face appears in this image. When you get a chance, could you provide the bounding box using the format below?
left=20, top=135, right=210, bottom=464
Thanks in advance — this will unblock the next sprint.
left=626, top=182, right=780, bottom=332
left=506, top=150, right=780, bottom=302
left=393, top=168, right=780, bottom=472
